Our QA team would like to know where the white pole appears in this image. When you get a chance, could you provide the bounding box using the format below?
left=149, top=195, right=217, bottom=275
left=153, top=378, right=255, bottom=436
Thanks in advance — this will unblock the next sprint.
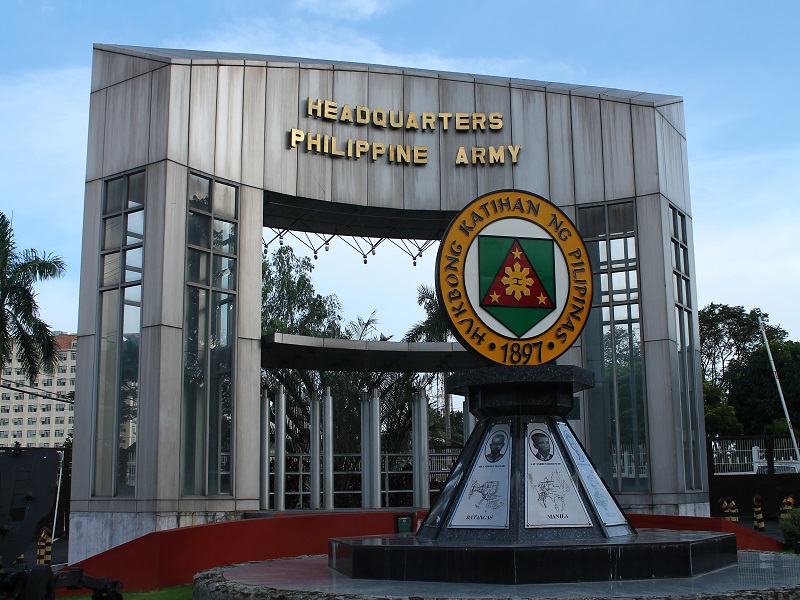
left=310, top=391, right=321, bottom=509
left=52, top=450, right=64, bottom=541
left=759, top=316, right=800, bottom=463
left=323, top=387, right=334, bottom=510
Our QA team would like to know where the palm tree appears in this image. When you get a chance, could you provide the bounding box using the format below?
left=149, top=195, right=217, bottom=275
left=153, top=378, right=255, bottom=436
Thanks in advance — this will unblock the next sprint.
left=0, top=212, right=66, bottom=384
left=404, top=284, right=454, bottom=444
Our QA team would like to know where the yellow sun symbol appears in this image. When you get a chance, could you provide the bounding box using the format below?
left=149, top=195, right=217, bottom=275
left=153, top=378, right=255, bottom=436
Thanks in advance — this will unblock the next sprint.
left=501, top=263, right=534, bottom=301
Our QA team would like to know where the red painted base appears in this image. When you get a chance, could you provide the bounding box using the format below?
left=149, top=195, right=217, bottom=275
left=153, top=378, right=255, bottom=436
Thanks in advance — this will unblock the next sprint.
left=60, top=511, right=781, bottom=594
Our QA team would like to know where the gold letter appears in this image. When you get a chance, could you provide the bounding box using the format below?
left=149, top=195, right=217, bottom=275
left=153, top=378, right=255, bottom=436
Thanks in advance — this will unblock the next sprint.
left=290, top=128, right=305, bottom=148
left=396, top=145, right=411, bottom=164
left=331, top=136, right=345, bottom=157
left=354, top=139, right=369, bottom=158
left=307, top=97, right=322, bottom=118
left=439, top=112, right=452, bottom=130
left=340, top=104, right=354, bottom=123
left=356, top=106, right=370, bottom=125
left=372, top=142, right=386, bottom=161
left=373, top=108, right=387, bottom=127
left=472, top=147, right=486, bottom=164
left=455, top=112, right=470, bottom=131
left=455, top=146, right=468, bottom=165
left=489, top=146, right=505, bottom=164
left=406, top=112, right=419, bottom=129
left=472, top=113, right=486, bottom=130
left=507, top=144, right=521, bottom=163
left=307, top=133, right=323, bottom=153
left=421, top=112, right=436, bottom=130
left=390, top=110, right=403, bottom=128
left=489, top=112, right=503, bottom=130
left=323, top=100, right=337, bottom=120
left=413, top=146, right=428, bottom=164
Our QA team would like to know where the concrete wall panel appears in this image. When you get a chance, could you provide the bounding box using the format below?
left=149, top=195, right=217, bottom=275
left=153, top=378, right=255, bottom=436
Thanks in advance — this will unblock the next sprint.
left=241, top=66, right=266, bottom=188
left=571, top=96, right=604, bottom=205
left=167, top=65, right=191, bottom=166
left=298, top=69, right=333, bottom=201
left=214, top=66, right=244, bottom=182
left=439, top=78, right=477, bottom=210
left=234, top=337, right=261, bottom=502
left=188, top=66, right=218, bottom=176
left=331, top=70, right=369, bottom=205
left=655, top=113, right=686, bottom=210
left=631, top=105, right=659, bottom=197
left=91, top=48, right=167, bottom=92
left=86, top=90, right=106, bottom=181
left=402, top=74, right=440, bottom=211
left=70, top=334, right=96, bottom=504
left=264, top=67, right=299, bottom=196
left=475, top=84, right=512, bottom=195
left=367, top=72, right=404, bottom=209
left=237, top=186, right=264, bottom=341
left=601, top=100, right=635, bottom=200
left=78, top=181, right=102, bottom=337
left=509, top=88, right=548, bottom=198
left=148, top=67, right=169, bottom=164
left=103, top=74, right=151, bottom=176
left=545, top=92, right=574, bottom=206
left=636, top=194, right=673, bottom=343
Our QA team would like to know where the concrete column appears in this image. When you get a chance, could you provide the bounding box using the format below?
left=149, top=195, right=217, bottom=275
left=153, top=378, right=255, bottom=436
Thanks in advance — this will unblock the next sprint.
left=274, top=385, right=286, bottom=511
left=412, top=390, right=430, bottom=509
left=259, top=387, right=270, bottom=510
left=323, top=386, right=334, bottom=510
left=370, top=387, right=382, bottom=508
left=360, top=391, right=372, bottom=508
left=310, top=391, right=321, bottom=509
left=463, top=395, right=476, bottom=443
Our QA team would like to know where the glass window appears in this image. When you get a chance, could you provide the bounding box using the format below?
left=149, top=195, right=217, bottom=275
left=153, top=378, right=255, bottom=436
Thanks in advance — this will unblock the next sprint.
left=182, top=173, right=238, bottom=497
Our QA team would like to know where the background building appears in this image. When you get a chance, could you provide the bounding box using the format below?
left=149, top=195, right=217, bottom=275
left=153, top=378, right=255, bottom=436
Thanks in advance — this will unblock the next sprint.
left=0, top=333, right=77, bottom=447
left=73, top=44, right=705, bottom=562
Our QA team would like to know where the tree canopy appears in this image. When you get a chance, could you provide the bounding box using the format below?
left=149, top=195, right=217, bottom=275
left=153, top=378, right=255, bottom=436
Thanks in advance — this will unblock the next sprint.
left=0, top=211, right=65, bottom=382
left=699, top=302, right=786, bottom=390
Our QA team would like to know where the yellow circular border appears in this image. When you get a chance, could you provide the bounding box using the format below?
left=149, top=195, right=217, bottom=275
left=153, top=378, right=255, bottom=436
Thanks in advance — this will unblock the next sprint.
left=435, top=190, right=593, bottom=366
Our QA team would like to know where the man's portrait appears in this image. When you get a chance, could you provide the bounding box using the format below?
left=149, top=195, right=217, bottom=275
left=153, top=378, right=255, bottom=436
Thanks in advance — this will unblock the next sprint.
left=530, top=430, right=554, bottom=462
left=484, top=431, right=508, bottom=463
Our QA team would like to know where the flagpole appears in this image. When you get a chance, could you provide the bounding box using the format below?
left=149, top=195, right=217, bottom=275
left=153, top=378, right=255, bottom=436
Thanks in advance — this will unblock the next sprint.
left=759, top=316, right=800, bottom=464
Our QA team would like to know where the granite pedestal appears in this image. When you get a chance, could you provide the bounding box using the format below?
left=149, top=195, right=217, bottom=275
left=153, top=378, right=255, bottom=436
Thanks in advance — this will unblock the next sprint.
left=329, top=366, right=737, bottom=583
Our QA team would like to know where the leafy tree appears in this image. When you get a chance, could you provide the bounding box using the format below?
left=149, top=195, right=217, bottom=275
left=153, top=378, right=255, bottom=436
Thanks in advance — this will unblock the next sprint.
left=703, top=380, right=743, bottom=436
left=699, top=303, right=786, bottom=390
left=403, top=284, right=456, bottom=445
left=727, top=341, right=800, bottom=435
left=0, top=212, right=65, bottom=383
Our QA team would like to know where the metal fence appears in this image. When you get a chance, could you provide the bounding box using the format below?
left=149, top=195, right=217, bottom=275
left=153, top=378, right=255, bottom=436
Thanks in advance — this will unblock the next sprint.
left=274, top=449, right=462, bottom=509
left=709, top=436, right=800, bottom=475
left=611, top=443, right=649, bottom=479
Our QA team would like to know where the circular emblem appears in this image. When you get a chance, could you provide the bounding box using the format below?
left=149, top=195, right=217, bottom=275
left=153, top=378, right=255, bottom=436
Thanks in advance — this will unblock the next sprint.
left=435, top=190, right=592, bottom=366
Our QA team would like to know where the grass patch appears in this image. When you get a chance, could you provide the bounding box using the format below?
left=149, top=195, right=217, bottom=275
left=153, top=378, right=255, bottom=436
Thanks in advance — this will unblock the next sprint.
left=64, top=583, right=192, bottom=600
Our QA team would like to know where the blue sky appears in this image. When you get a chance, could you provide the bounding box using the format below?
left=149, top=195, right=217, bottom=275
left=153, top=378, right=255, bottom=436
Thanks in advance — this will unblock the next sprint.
left=2, top=0, right=799, bottom=340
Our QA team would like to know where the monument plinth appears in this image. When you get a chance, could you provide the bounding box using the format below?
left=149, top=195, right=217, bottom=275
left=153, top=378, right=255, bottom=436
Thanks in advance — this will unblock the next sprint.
left=329, top=191, right=736, bottom=583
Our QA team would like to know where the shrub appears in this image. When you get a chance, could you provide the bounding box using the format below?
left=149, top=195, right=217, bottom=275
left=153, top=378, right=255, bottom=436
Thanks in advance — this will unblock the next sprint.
left=780, top=508, right=800, bottom=550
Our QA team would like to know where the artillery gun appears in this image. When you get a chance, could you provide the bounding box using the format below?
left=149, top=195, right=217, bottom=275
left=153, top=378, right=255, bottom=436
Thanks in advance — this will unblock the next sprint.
left=0, top=446, right=122, bottom=600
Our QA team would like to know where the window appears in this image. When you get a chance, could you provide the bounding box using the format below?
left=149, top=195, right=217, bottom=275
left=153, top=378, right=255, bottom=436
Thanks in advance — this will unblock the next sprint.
left=58, top=366, right=67, bottom=374
left=42, top=379, right=52, bottom=387
left=671, top=206, right=702, bottom=491
left=70, top=379, right=75, bottom=386
left=0, top=418, right=7, bottom=426
left=56, top=404, right=65, bottom=412
left=182, top=173, right=237, bottom=496
left=70, top=366, right=76, bottom=373
left=0, top=432, right=7, bottom=439
left=27, top=417, right=36, bottom=426
left=2, top=368, right=10, bottom=376
left=58, top=352, right=66, bottom=362
left=94, top=170, right=144, bottom=498
left=579, top=201, right=648, bottom=494
left=40, top=430, right=50, bottom=438
left=40, top=417, right=51, bottom=425
left=68, top=416, right=74, bottom=424
left=27, top=430, right=36, bottom=438
left=13, top=405, right=23, bottom=413
left=27, top=405, right=37, bottom=413
left=55, top=416, right=65, bottom=424
left=56, top=379, right=66, bottom=387
left=55, top=430, right=64, bottom=437
left=41, top=404, right=51, bottom=412
left=12, top=431, right=22, bottom=438
left=12, top=418, right=22, bottom=426
left=15, top=368, right=23, bottom=376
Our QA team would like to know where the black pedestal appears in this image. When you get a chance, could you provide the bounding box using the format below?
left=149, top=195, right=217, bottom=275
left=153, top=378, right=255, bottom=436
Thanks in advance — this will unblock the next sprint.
left=328, top=366, right=736, bottom=583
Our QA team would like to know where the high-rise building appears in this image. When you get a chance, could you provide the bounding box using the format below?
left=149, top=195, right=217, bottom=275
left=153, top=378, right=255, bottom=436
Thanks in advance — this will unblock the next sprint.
left=0, top=333, right=77, bottom=447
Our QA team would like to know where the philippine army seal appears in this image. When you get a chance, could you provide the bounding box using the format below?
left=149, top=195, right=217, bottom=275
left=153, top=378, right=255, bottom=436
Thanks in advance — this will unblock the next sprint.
left=435, top=190, right=592, bottom=366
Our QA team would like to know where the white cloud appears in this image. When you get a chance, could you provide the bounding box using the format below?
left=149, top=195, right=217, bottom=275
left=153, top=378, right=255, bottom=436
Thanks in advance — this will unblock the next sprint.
left=293, top=0, right=390, bottom=20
